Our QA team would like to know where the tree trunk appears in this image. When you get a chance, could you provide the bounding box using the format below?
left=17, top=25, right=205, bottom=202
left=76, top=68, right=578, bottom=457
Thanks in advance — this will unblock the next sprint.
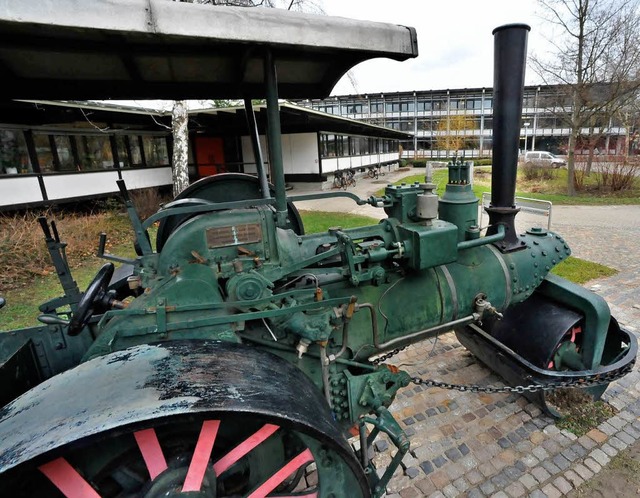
left=567, top=129, right=577, bottom=196
left=171, top=100, right=190, bottom=198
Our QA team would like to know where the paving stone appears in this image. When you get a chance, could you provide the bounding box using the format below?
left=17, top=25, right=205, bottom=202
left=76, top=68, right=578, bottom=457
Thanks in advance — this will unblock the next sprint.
left=584, top=457, right=602, bottom=474
left=590, top=448, right=611, bottom=466
left=491, top=471, right=511, bottom=489
left=465, top=469, right=484, bottom=486
left=569, top=443, right=587, bottom=459
left=578, top=429, right=608, bottom=449
left=415, top=478, right=436, bottom=496
left=552, top=454, right=570, bottom=470
left=405, top=467, right=420, bottom=479
left=458, top=443, right=470, bottom=456
left=541, top=483, right=563, bottom=498
left=374, top=439, right=389, bottom=452
left=560, top=447, right=579, bottom=462
left=497, top=437, right=512, bottom=449
left=609, top=435, right=629, bottom=451
left=466, top=488, right=483, bottom=498
left=399, top=487, right=421, bottom=498
left=552, top=476, right=572, bottom=494
left=479, top=480, right=496, bottom=495
left=444, top=447, right=462, bottom=462
left=601, top=442, right=618, bottom=457
left=439, top=484, right=458, bottom=498
left=521, top=454, right=539, bottom=468
left=419, top=461, right=434, bottom=475
left=608, top=415, right=627, bottom=430
left=618, top=431, right=636, bottom=445
left=529, top=490, right=548, bottom=498
left=432, top=456, right=447, bottom=468
left=598, top=421, right=617, bottom=436
left=532, top=446, right=550, bottom=461
left=573, top=463, right=594, bottom=481
left=531, top=466, right=551, bottom=484
left=563, top=469, right=584, bottom=488
left=541, top=460, right=561, bottom=475
left=429, top=470, right=449, bottom=490
left=492, top=492, right=509, bottom=498
left=452, top=477, right=469, bottom=492
left=504, top=481, right=526, bottom=497
left=427, top=492, right=446, bottom=498
left=478, top=461, right=496, bottom=478
left=519, top=473, right=538, bottom=490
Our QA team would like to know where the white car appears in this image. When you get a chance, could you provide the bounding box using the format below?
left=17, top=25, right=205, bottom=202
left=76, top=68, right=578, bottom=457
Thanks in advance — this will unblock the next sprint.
left=522, top=151, right=566, bottom=168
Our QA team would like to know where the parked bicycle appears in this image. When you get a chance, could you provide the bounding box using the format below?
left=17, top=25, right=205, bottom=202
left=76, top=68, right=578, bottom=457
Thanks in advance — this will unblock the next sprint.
left=333, top=169, right=357, bottom=189
left=344, top=168, right=356, bottom=188
left=367, top=165, right=379, bottom=179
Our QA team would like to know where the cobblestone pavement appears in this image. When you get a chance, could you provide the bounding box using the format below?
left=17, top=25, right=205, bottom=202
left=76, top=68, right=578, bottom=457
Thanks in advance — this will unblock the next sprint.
left=291, top=168, right=640, bottom=497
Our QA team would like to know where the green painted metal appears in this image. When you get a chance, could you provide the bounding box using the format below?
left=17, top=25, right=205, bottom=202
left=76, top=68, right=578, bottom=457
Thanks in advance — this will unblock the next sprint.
left=438, top=158, right=480, bottom=242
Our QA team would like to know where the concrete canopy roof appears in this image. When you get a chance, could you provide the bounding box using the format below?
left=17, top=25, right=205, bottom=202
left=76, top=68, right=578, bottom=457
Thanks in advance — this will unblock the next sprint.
left=0, top=0, right=418, bottom=101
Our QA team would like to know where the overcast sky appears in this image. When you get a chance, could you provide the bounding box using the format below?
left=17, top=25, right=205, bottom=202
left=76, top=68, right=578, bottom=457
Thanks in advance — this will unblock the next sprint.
left=322, top=0, right=552, bottom=96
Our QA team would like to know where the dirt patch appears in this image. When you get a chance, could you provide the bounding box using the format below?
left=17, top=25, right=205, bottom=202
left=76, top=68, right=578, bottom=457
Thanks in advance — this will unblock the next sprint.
left=547, top=388, right=617, bottom=436
left=567, top=438, right=640, bottom=497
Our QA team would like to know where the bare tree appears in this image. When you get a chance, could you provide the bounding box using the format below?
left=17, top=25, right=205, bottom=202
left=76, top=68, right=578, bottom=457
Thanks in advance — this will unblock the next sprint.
left=531, top=0, right=640, bottom=195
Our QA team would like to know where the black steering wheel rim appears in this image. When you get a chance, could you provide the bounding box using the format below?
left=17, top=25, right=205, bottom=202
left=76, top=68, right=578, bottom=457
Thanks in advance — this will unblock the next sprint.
left=68, top=263, right=114, bottom=336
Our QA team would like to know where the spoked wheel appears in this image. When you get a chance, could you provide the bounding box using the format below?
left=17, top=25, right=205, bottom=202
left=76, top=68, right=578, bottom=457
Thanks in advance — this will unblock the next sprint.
left=0, top=341, right=370, bottom=498
left=26, top=414, right=356, bottom=497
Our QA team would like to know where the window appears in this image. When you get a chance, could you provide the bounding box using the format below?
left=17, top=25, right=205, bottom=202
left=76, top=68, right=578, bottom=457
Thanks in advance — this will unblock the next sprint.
left=143, top=136, right=169, bottom=166
left=417, top=100, right=432, bottom=112
left=321, top=134, right=336, bottom=158
left=0, top=129, right=32, bottom=175
left=77, top=135, right=113, bottom=171
left=115, top=136, right=131, bottom=168
left=54, top=135, right=76, bottom=171
left=33, top=133, right=55, bottom=173
left=370, top=102, right=384, bottom=113
left=336, top=135, right=348, bottom=157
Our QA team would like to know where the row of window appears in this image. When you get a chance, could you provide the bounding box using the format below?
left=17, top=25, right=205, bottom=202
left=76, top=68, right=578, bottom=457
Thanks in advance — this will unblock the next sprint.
left=313, top=98, right=494, bottom=116
left=319, top=134, right=399, bottom=159
left=0, top=128, right=170, bottom=175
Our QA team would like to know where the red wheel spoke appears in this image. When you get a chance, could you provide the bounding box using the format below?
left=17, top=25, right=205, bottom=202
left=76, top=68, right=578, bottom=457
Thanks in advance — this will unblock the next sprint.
left=134, top=428, right=168, bottom=479
left=182, top=419, right=220, bottom=492
left=213, top=423, right=279, bottom=475
left=39, top=457, right=101, bottom=498
left=269, top=494, right=318, bottom=498
left=247, top=448, right=314, bottom=498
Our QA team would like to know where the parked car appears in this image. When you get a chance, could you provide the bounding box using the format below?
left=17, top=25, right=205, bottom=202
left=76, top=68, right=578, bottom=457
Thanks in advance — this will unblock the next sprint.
left=522, top=151, right=566, bottom=168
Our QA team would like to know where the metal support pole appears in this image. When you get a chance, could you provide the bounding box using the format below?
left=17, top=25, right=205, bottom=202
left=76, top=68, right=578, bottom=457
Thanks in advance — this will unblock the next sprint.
left=243, top=98, right=270, bottom=199
left=264, top=49, right=288, bottom=227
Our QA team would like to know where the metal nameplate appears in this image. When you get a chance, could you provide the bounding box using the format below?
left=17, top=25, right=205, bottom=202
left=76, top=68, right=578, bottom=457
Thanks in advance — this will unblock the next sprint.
left=206, top=224, right=262, bottom=248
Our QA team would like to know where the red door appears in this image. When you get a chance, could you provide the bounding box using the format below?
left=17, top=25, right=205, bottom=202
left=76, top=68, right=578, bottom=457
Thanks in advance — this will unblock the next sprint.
left=195, top=137, right=226, bottom=178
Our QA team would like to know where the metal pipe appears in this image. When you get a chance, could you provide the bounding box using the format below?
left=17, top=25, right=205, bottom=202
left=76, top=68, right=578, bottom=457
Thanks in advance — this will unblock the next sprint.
left=243, top=98, right=271, bottom=199
left=264, top=49, right=288, bottom=226
left=486, top=23, right=530, bottom=251
left=320, top=346, right=333, bottom=408
left=359, top=303, right=479, bottom=352
left=457, top=224, right=505, bottom=251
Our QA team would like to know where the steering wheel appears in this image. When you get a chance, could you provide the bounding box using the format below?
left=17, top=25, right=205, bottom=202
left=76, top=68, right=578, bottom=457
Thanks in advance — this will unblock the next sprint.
left=68, top=263, right=114, bottom=336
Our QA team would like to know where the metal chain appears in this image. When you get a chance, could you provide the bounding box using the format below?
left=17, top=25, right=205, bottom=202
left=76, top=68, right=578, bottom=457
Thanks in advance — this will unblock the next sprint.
left=410, top=361, right=635, bottom=394
left=372, top=346, right=408, bottom=365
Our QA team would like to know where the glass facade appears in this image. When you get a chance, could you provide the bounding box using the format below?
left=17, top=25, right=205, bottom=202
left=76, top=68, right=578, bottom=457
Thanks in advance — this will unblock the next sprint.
left=299, top=85, right=627, bottom=159
left=0, top=127, right=170, bottom=176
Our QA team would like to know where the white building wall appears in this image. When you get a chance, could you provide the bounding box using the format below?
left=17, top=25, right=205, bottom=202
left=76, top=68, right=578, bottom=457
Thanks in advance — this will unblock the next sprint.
left=241, top=133, right=319, bottom=176
left=0, top=176, right=43, bottom=207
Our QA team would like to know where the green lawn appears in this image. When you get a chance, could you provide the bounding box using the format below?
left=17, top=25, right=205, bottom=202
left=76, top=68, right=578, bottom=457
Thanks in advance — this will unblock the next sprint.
left=382, top=166, right=640, bottom=205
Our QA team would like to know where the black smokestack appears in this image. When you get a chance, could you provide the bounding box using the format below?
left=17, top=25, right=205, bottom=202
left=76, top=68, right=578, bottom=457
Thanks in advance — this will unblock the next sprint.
left=486, top=23, right=530, bottom=252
